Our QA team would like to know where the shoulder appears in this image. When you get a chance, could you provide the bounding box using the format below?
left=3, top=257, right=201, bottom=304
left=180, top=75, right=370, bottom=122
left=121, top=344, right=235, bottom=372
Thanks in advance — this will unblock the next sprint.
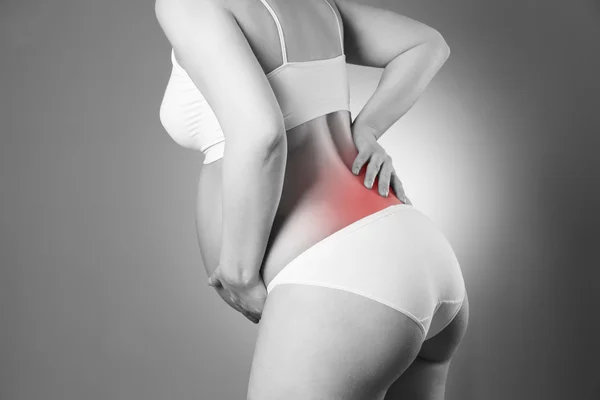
left=154, top=0, right=237, bottom=53
left=155, top=0, right=285, bottom=139
left=155, top=0, right=231, bottom=25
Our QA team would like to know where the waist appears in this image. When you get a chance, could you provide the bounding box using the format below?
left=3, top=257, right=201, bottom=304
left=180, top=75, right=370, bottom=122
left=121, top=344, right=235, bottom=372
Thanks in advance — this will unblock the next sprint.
left=197, top=148, right=403, bottom=279
left=195, top=113, right=404, bottom=278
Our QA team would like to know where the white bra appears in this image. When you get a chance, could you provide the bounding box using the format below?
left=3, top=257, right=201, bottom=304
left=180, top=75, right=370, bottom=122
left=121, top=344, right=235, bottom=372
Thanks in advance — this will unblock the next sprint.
left=159, top=0, right=350, bottom=164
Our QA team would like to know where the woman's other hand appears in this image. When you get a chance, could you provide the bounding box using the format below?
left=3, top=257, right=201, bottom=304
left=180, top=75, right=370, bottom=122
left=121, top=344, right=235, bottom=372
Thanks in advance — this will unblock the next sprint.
left=351, top=128, right=412, bottom=205
left=207, top=264, right=267, bottom=324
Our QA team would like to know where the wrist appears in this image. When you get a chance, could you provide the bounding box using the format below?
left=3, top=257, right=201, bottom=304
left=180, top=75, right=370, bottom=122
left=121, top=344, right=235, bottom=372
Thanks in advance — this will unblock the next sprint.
left=352, top=122, right=378, bottom=143
left=219, top=260, right=261, bottom=287
left=352, top=124, right=378, bottom=152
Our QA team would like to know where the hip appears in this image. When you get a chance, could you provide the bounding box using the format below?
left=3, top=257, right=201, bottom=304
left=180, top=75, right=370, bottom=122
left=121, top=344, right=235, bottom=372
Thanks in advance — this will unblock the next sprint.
left=264, top=202, right=465, bottom=338
left=195, top=148, right=404, bottom=280
left=266, top=202, right=464, bottom=293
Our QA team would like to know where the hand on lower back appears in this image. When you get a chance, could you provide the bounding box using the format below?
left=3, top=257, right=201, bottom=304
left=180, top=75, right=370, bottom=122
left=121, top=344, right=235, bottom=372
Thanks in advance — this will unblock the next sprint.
left=351, top=128, right=412, bottom=205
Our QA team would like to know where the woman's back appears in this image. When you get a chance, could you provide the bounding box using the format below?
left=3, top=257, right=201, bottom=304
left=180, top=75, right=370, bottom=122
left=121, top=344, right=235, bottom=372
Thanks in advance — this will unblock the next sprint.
left=173, top=0, right=403, bottom=285
left=157, top=1, right=467, bottom=398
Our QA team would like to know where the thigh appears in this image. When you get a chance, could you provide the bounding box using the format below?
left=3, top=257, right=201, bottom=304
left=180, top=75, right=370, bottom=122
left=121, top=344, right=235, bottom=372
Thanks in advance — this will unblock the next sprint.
left=247, top=283, right=425, bottom=400
left=384, top=292, right=470, bottom=400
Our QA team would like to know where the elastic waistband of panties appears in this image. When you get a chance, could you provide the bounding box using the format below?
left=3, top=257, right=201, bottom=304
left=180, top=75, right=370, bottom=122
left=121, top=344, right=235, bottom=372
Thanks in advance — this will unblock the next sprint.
left=295, top=203, right=414, bottom=260
left=328, top=203, right=414, bottom=238
left=265, top=203, right=415, bottom=293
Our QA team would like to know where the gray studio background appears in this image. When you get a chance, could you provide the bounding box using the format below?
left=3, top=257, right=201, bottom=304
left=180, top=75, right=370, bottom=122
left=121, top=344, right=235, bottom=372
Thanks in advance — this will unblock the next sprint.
left=2, top=0, right=599, bottom=399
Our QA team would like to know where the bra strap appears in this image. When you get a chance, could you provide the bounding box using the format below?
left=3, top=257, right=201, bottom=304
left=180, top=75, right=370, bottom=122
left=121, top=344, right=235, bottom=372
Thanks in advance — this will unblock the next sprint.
left=258, top=0, right=288, bottom=63
left=323, top=0, right=343, bottom=54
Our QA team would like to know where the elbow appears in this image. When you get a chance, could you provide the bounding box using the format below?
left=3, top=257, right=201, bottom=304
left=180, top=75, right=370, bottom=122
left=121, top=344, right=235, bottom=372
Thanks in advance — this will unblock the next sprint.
left=255, top=118, right=287, bottom=154
left=228, top=120, right=287, bottom=160
left=425, top=29, right=451, bottom=61
left=261, top=127, right=287, bottom=160
left=245, top=130, right=287, bottom=166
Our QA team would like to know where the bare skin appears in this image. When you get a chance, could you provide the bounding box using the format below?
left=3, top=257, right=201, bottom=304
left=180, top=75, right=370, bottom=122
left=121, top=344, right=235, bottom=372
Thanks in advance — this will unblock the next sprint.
left=158, top=0, right=466, bottom=398
left=196, top=110, right=406, bottom=292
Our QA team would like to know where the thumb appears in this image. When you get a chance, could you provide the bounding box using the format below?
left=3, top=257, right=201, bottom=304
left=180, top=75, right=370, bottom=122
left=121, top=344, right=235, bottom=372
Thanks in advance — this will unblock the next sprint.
left=207, top=272, right=219, bottom=287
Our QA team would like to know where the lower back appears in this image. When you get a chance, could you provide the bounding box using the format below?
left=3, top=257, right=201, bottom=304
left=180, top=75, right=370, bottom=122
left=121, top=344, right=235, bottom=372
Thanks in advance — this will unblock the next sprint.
left=195, top=110, right=402, bottom=286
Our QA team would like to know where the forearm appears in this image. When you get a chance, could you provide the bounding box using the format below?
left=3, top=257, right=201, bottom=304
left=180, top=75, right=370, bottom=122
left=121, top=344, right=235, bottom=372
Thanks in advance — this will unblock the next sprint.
left=352, top=39, right=450, bottom=141
left=218, top=134, right=287, bottom=282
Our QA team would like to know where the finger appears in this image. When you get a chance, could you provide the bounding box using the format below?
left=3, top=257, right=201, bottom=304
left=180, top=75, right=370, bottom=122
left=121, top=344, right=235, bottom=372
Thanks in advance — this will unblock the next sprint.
left=236, top=298, right=261, bottom=320
left=208, top=271, right=224, bottom=288
left=390, top=173, right=404, bottom=199
left=214, top=286, right=237, bottom=307
left=227, top=292, right=250, bottom=316
left=242, top=305, right=260, bottom=322
left=244, top=302, right=263, bottom=320
left=378, top=159, right=394, bottom=197
left=351, top=150, right=371, bottom=175
left=234, top=299, right=260, bottom=324
left=243, top=311, right=259, bottom=324
left=364, top=155, right=385, bottom=189
left=233, top=294, right=263, bottom=321
left=207, top=273, right=221, bottom=287
left=390, top=173, right=409, bottom=204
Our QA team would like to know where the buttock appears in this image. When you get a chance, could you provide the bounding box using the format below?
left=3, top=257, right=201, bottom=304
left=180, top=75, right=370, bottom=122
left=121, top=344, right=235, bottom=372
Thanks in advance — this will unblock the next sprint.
left=265, top=204, right=466, bottom=340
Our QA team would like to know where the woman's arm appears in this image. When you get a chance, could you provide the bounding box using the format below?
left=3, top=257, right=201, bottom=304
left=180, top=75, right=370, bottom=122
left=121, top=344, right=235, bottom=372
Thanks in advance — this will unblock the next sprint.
left=334, top=0, right=451, bottom=141
left=155, top=0, right=287, bottom=284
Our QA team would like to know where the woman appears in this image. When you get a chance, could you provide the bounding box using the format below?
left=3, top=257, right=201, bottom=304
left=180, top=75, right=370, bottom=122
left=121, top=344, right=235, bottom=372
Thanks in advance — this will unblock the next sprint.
left=156, top=0, right=468, bottom=398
